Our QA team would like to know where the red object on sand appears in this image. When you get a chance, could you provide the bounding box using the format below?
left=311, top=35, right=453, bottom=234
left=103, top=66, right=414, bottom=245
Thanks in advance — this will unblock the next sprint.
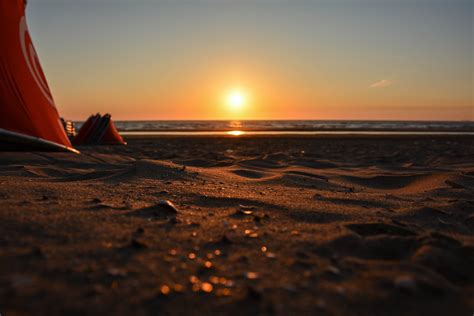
left=101, top=117, right=125, bottom=145
left=72, top=114, right=100, bottom=146
left=73, top=114, right=126, bottom=146
left=0, top=0, right=76, bottom=152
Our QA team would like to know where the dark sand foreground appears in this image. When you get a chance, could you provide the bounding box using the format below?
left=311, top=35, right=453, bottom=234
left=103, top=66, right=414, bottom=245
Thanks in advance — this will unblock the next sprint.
left=1, top=135, right=473, bottom=315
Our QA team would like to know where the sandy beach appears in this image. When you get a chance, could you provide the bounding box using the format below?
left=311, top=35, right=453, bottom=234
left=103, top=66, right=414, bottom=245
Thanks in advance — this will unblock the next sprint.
left=0, top=135, right=473, bottom=315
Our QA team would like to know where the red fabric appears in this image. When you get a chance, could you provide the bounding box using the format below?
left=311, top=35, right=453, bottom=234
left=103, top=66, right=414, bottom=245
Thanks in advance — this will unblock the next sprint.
left=72, top=114, right=100, bottom=146
left=0, top=0, right=71, bottom=148
left=101, top=119, right=125, bottom=145
left=73, top=114, right=125, bottom=145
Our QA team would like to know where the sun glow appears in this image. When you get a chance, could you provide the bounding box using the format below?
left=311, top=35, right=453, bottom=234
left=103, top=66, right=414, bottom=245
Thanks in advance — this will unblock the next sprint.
left=226, top=89, right=247, bottom=111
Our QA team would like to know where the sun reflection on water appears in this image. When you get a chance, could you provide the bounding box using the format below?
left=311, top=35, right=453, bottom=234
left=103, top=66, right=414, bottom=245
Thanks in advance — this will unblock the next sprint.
left=227, top=130, right=245, bottom=136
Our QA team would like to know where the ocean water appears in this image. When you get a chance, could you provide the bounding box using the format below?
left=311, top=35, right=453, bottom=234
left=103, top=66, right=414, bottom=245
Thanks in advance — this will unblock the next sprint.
left=75, top=120, right=474, bottom=136
left=114, top=120, right=473, bottom=132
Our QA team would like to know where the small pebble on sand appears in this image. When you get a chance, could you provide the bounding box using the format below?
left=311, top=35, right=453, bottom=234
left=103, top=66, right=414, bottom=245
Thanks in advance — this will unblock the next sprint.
left=394, top=275, right=417, bottom=291
left=160, top=285, right=170, bottom=295
left=157, top=200, right=179, bottom=214
left=245, top=272, right=259, bottom=280
left=173, top=284, right=184, bottom=292
left=266, top=252, right=276, bottom=259
left=201, top=282, right=213, bottom=293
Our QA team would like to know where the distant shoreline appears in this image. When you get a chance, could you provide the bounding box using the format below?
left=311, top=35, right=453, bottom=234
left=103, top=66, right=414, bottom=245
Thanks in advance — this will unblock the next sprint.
left=121, top=130, right=474, bottom=137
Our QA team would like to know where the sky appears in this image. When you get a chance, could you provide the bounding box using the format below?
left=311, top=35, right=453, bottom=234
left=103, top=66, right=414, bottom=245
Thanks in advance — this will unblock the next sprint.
left=27, top=0, right=473, bottom=121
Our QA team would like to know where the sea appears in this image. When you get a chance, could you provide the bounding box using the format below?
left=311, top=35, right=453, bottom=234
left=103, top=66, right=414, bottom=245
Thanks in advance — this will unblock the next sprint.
left=105, top=120, right=474, bottom=136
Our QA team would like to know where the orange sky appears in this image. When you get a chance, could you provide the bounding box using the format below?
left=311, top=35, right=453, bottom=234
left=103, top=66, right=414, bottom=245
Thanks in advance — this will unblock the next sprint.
left=29, top=1, right=473, bottom=121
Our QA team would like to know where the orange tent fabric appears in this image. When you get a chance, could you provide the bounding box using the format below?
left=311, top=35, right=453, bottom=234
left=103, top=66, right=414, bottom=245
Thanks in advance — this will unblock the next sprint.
left=73, top=114, right=126, bottom=146
left=0, top=0, right=74, bottom=151
left=72, top=114, right=100, bottom=146
left=101, top=117, right=125, bottom=145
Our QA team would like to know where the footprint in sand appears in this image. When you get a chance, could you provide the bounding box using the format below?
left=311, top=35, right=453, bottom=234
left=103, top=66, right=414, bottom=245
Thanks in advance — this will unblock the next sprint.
left=336, top=173, right=450, bottom=193
left=345, top=223, right=417, bottom=237
left=231, top=169, right=271, bottom=179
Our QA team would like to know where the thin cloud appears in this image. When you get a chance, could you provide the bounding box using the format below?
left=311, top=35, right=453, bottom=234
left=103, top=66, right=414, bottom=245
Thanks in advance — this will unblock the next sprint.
left=370, top=79, right=393, bottom=88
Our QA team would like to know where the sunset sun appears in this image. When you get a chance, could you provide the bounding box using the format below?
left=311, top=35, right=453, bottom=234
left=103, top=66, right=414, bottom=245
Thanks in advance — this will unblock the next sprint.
left=226, top=90, right=247, bottom=111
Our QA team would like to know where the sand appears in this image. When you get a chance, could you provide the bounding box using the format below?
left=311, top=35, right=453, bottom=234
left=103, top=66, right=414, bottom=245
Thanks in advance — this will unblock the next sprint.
left=0, top=135, right=473, bottom=315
